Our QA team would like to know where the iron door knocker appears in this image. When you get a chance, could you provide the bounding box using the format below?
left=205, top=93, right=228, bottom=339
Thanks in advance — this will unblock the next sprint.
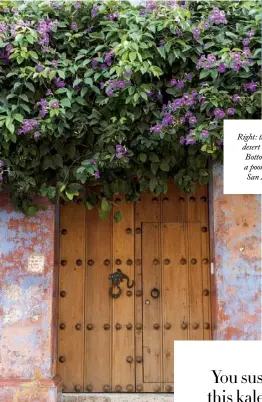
left=109, top=269, right=134, bottom=299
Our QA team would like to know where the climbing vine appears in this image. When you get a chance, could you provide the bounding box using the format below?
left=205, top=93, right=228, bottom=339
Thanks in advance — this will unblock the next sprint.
left=0, top=0, right=261, bottom=216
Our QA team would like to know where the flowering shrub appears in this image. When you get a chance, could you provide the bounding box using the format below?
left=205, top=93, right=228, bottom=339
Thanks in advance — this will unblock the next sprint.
left=0, top=0, right=261, bottom=216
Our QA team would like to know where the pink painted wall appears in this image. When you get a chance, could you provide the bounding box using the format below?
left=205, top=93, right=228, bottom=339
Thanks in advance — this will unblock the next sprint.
left=0, top=193, right=61, bottom=401
left=211, top=165, right=261, bottom=340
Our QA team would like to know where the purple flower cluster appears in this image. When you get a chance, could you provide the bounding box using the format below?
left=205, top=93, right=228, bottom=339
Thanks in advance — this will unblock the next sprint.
left=180, top=130, right=197, bottom=145
left=105, top=79, right=131, bottom=96
left=208, top=7, right=227, bottom=24
left=247, top=30, right=255, bottom=37
left=162, top=113, right=174, bottom=127
left=232, top=94, right=240, bottom=103
left=214, top=108, right=225, bottom=119
left=18, top=119, right=38, bottom=135
left=108, top=13, right=118, bottom=21
left=116, top=144, right=128, bottom=159
left=227, top=108, right=236, bottom=116
left=92, top=50, right=114, bottom=70
left=163, top=90, right=199, bottom=112
left=36, top=98, right=48, bottom=117
left=196, top=54, right=217, bottom=70
left=54, top=77, right=65, bottom=88
left=0, top=43, right=13, bottom=63
left=71, top=22, right=78, bottom=30
left=91, top=6, right=99, bottom=17
left=193, top=27, right=201, bottom=41
left=170, top=79, right=184, bottom=88
left=243, top=81, right=257, bottom=93
left=150, top=124, right=162, bottom=133
left=37, top=19, right=57, bottom=47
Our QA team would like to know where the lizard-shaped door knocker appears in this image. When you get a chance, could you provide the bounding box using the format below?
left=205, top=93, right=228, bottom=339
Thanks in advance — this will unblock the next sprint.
left=109, top=269, right=134, bottom=299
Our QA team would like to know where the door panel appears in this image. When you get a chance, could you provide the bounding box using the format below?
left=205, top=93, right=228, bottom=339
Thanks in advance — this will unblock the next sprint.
left=85, top=207, right=112, bottom=392
left=112, top=197, right=135, bottom=393
left=58, top=184, right=211, bottom=393
left=162, top=223, right=189, bottom=387
left=58, top=202, right=86, bottom=392
left=142, top=223, right=162, bottom=385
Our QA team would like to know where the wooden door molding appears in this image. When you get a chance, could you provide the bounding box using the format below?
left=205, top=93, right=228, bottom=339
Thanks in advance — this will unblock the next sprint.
left=58, top=183, right=212, bottom=393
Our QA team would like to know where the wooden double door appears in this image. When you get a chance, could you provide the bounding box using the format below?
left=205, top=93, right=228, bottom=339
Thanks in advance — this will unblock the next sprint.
left=58, top=183, right=211, bottom=393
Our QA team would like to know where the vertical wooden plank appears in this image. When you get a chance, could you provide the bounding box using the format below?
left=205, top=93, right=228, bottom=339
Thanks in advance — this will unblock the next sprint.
left=188, top=222, right=204, bottom=341
left=162, top=223, right=189, bottom=388
left=58, top=202, right=86, bottom=392
left=199, top=186, right=212, bottom=340
left=112, top=198, right=135, bottom=392
left=141, top=223, right=162, bottom=386
left=162, top=180, right=187, bottom=223
left=135, top=194, right=161, bottom=393
left=85, top=207, right=112, bottom=392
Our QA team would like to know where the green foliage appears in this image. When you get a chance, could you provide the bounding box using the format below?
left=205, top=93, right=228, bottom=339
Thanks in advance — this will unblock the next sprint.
left=0, top=0, right=261, bottom=215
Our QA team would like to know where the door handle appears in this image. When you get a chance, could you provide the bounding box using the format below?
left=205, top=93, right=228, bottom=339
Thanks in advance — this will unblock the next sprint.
left=109, top=269, right=134, bottom=299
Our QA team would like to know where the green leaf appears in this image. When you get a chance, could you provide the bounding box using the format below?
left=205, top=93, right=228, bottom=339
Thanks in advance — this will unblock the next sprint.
left=84, top=77, right=93, bottom=86
left=101, top=198, right=110, bottom=212
left=19, top=94, right=29, bottom=102
left=160, top=162, right=169, bottom=172
left=199, top=70, right=210, bottom=79
left=139, top=153, right=147, bottom=162
left=25, top=82, right=35, bottom=92
left=61, top=98, right=71, bottom=108
left=49, top=70, right=56, bottom=80
left=149, top=177, right=157, bottom=192
left=129, top=52, right=136, bottom=62
left=13, top=114, right=24, bottom=123
left=76, top=97, right=87, bottom=105
left=27, top=206, right=38, bottom=216
left=114, top=210, right=123, bottom=223
left=151, top=66, right=163, bottom=77
left=29, top=51, right=38, bottom=59
left=58, top=70, right=66, bottom=79
left=53, top=154, right=63, bottom=168
left=149, top=153, right=159, bottom=162
left=86, top=201, right=94, bottom=210
left=15, top=34, right=24, bottom=42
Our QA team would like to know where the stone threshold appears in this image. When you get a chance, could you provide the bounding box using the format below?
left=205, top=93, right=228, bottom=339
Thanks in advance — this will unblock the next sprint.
left=63, top=393, right=174, bottom=402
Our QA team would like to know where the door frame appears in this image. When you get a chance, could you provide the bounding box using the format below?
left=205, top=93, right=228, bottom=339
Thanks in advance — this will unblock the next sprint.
left=55, top=181, right=216, bottom=393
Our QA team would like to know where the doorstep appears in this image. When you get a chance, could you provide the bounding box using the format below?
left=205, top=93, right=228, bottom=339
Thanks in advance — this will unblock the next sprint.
left=63, top=394, right=174, bottom=402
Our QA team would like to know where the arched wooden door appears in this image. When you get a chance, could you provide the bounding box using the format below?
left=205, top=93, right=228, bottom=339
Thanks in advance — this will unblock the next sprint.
left=58, top=182, right=212, bottom=393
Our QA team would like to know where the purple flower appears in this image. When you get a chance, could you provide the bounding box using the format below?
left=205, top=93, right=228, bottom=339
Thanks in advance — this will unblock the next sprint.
left=185, top=73, right=192, bottom=81
left=176, top=29, right=182, bottom=37
left=227, top=108, right=236, bottom=116
left=147, top=91, right=153, bottom=97
left=87, top=25, right=93, bottom=33
left=91, top=159, right=97, bottom=165
left=189, top=115, right=197, bottom=125
left=162, top=113, right=173, bottom=127
left=92, top=60, right=99, bottom=69
left=243, top=47, right=251, bottom=57
left=6, top=44, right=13, bottom=52
left=140, top=9, right=147, bottom=16
left=94, top=171, right=100, bottom=179
left=218, top=62, right=226, bottom=73
left=116, top=144, right=124, bottom=154
left=51, top=100, right=59, bottom=108
left=186, top=134, right=196, bottom=145
left=117, top=81, right=125, bottom=89
left=247, top=30, right=255, bottom=37
left=51, top=60, right=57, bottom=67
left=46, top=89, right=53, bottom=96
left=36, top=64, right=44, bottom=72
left=214, top=108, right=225, bottom=119
left=177, top=80, right=184, bottom=88
left=100, top=82, right=105, bottom=89
left=0, top=174, right=3, bottom=181
left=108, top=13, right=118, bottom=21
left=150, top=124, right=162, bottom=133
left=232, top=94, right=240, bottom=103
left=203, top=22, right=209, bottom=29
left=180, top=136, right=186, bottom=144
left=91, top=6, right=99, bottom=18
left=193, top=27, right=200, bottom=40
left=170, top=79, right=177, bottom=86
left=0, top=160, right=4, bottom=168
left=159, top=40, right=165, bottom=47
left=244, top=81, right=257, bottom=93
left=185, top=110, right=193, bottom=118
left=180, top=117, right=186, bottom=124
left=74, top=2, right=81, bottom=8
left=54, top=79, right=65, bottom=88
left=201, top=130, right=209, bottom=138
left=20, top=119, right=39, bottom=134
left=40, top=109, right=48, bottom=118
left=233, top=64, right=240, bottom=72
left=242, top=38, right=250, bottom=46
left=208, top=7, right=227, bottom=24
left=106, top=89, right=113, bottom=96
left=34, top=131, right=41, bottom=138
left=71, top=22, right=78, bottom=30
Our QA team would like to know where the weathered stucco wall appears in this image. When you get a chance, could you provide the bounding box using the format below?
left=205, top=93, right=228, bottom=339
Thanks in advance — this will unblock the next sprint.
left=211, top=164, right=261, bottom=340
left=0, top=164, right=261, bottom=401
left=0, top=193, right=61, bottom=401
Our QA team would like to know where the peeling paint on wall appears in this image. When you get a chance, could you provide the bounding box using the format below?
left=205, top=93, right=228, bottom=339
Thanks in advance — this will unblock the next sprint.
left=0, top=193, right=61, bottom=400
left=212, top=164, right=262, bottom=340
